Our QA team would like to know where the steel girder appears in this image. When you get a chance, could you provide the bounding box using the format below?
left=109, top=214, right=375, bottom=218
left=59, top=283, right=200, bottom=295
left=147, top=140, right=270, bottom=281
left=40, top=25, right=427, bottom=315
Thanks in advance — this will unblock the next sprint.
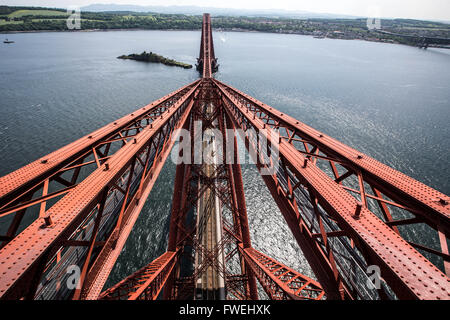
left=163, top=80, right=253, bottom=300
left=0, top=82, right=200, bottom=300
left=215, top=79, right=450, bottom=300
left=216, top=80, right=449, bottom=242
left=161, top=81, right=321, bottom=300
left=222, top=111, right=258, bottom=300
left=102, top=80, right=319, bottom=301
left=239, top=245, right=324, bottom=300
left=99, top=250, right=179, bottom=300
left=80, top=87, right=198, bottom=300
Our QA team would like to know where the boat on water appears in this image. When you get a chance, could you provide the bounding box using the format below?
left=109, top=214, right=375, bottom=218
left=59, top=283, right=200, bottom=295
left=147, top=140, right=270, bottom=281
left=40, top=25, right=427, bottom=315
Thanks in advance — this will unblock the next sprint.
left=3, top=38, right=14, bottom=44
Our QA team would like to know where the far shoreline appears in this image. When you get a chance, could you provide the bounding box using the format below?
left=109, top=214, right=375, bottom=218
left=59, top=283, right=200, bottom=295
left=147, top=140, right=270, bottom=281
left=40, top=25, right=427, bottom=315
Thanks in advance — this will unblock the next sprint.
left=1, top=27, right=449, bottom=49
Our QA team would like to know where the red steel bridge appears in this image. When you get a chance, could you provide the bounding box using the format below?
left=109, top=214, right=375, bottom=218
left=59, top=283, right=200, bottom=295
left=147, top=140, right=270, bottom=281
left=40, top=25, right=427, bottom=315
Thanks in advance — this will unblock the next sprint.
left=0, top=13, right=449, bottom=301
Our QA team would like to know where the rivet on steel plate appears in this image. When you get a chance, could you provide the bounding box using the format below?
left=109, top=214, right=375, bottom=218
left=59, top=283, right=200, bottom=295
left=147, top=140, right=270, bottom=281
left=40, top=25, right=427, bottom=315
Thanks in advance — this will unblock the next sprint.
left=133, top=138, right=137, bottom=144
left=357, top=155, right=363, bottom=159
left=104, top=163, right=110, bottom=171
left=41, top=159, right=48, bottom=164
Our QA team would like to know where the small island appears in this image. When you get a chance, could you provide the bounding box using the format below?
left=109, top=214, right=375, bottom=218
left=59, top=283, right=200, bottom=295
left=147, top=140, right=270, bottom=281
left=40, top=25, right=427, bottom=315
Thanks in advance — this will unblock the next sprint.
left=118, top=51, right=192, bottom=69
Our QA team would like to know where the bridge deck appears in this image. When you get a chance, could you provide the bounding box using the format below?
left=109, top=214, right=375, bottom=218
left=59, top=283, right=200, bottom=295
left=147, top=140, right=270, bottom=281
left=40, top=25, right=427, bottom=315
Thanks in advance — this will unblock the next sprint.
left=194, top=102, right=226, bottom=300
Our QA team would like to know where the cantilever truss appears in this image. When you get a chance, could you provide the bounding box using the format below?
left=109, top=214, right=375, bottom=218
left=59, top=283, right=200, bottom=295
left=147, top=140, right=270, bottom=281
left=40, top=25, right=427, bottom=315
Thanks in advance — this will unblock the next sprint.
left=0, top=13, right=449, bottom=301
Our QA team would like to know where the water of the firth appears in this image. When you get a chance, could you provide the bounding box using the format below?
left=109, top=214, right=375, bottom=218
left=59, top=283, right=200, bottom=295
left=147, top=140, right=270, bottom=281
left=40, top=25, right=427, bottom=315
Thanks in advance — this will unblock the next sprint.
left=0, top=30, right=449, bottom=289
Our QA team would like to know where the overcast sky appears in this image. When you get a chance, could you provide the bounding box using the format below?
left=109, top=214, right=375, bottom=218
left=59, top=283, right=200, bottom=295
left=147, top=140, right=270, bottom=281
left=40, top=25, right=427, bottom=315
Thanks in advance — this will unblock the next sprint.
left=2, top=0, right=449, bottom=21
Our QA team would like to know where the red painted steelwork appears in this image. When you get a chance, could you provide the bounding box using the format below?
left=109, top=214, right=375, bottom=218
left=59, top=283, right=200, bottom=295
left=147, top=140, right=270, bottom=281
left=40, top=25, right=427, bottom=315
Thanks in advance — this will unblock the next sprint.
left=99, top=250, right=179, bottom=300
left=81, top=93, right=197, bottom=300
left=215, top=78, right=450, bottom=277
left=215, top=79, right=450, bottom=235
left=239, top=245, right=325, bottom=300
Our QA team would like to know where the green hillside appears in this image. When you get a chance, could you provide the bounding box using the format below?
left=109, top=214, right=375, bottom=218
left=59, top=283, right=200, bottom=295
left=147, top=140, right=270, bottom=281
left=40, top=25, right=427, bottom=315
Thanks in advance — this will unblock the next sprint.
left=8, top=9, right=69, bottom=18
